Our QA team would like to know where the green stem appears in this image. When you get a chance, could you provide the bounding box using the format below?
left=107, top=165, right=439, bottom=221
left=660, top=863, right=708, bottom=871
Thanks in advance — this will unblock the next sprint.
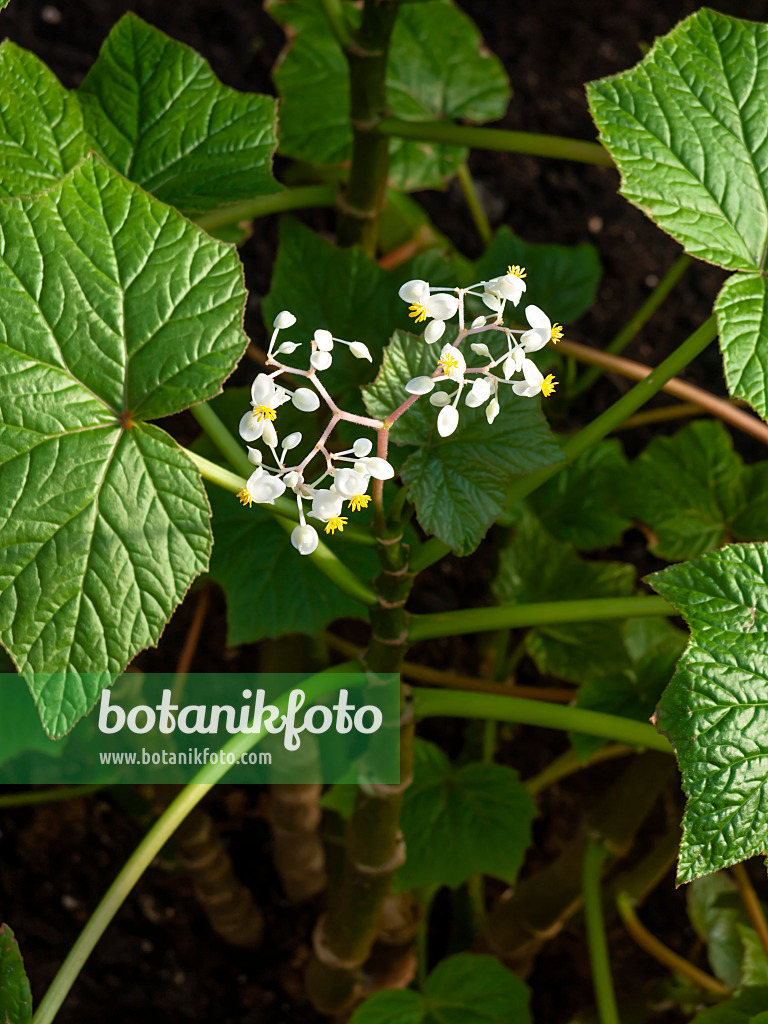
left=411, top=687, right=672, bottom=754
left=376, top=118, right=613, bottom=166
left=0, top=784, right=104, bottom=809
left=408, top=595, right=673, bottom=643
left=187, top=451, right=377, bottom=606
left=31, top=667, right=359, bottom=1024
left=505, top=315, right=718, bottom=508
left=320, top=0, right=352, bottom=49
left=456, top=163, right=492, bottom=247
left=571, top=254, right=692, bottom=396
left=583, top=839, right=621, bottom=1024
left=410, top=536, right=451, bottom=572
left=524, top=745, right=631, bottom=797
left=191, top=402, right=252, bottom=477
left=194, top=185, right=336, bottom=234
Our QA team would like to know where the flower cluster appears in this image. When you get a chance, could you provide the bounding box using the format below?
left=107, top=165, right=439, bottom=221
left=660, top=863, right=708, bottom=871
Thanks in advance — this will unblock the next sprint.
left=400, top=266, right=562, bottom=437
left=236, top=312, right=393, bottom=556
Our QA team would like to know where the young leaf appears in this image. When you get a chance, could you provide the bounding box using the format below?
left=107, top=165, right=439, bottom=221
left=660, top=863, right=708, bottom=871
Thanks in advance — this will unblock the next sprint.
left=0, top=923, right=32, bottom=1024
left=268, top=0, right=510, bottom=190
left=348, top=953, right=531, bottom=1024
left=650, top=543, right=768, bottom=882
left=472, top=227, right=602, bottom=326
left=0, top=42, right=90, bottom=198
left=393, top=740, right=535, bottom=892
left=622, top=420, right=768, bottom=560
left=0, top=155, right=248, bottom=736
left=78, top=13, right=281, bottom=213
left=690, top=988, right=768, bottom=1024
left=494, top=509, right=636, bottom=684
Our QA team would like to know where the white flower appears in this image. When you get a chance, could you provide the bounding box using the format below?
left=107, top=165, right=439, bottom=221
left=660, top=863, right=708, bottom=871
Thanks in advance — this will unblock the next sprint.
left=239, top=374, right=290, bottom=442
left=354, top=456, right=394, bottom=480
left=349, top=341, right=372, bottom=361
left=334, top=468, right=372, bottom=512
left=436, top=344, right=466, bottom=383
left=291, top=524, right=319, bottom=556
left=465, top=377, right=491, bottom=408
left=399, top=280, right=459, bottom=329
left=314, top=329, right=333, bottom=352
left=521, top=305, right=563, bottom=352
left=484, top=265, right=527, bottom=307
left=310, top=350, right=333, bottom=371
left=437, top=405, right=459, bottom=437
left=237, top=467, right=286, bottom=507
left=405, top=376, right=435, bottom=395
left=292, top=388, right=320, bottom=412
left=310, top=489, right=348, bottom=535
left=273, top=310, right=296, bottom=329
left=512, top=358, right=558, bottom=398
left=424, top=319, right=446, bottom=344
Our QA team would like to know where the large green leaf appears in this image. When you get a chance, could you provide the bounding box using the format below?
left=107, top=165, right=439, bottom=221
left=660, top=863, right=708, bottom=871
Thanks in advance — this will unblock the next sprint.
left=77, top=13, right=281, bottom=213
left=0, top=42, right=90, bottom=199
left=364, top=333, right=561, bottom=555
left=494, top=509, right=636, bottom=683
left=650, top=543, right=768, bottom=881
left=0, top=155, right=247, bottom=736
left=348, top=954, right=530, bottom=1024
left=393, top=740, right=535, bottom=892
left=690, top=989, right=768, bottom=1024
left=268, top=0, right=510, bottom=190
left=622, top=420, right=768, bottom=561
left=0, top=924, right=32, bottom=1024
left=472, top=227, right=601, bottom=326
left=715, top=274, right=768, bottom=422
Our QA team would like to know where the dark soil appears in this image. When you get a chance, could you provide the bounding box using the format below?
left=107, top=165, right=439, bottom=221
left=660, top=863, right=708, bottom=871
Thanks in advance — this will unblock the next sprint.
left=2, top=1, right=766, bottom=1022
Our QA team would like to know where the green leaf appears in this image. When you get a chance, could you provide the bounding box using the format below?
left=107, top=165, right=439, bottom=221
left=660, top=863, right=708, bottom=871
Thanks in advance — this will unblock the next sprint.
left=688, top=873, right=764, bottom=989
left=0, top=42, right=90, bottom=199
left=650, top=543, right=768, bottom=881
left=572, top=617, right=686, bottom=759
left=348, top=953, right=530, bottom=1024
left=0, top=924, right=32, bottom=1024
left=526, top=440, right=631, bottom=550
left=622, top=420, right=768, bottom=560
left=715, top=273, right=768, bottom=422
left=77, top=13, right=281, bottom=213
left=0, top=155, right=247, bottom=736
left=268, top=0, right=510, bottom=190
left=587, top=9, right=768, bottom=272
left=494, top=509, right=636, bottom=683
left=472, top=228, right=602, bottom=326
left=690, top=989, right=768, bottom=1024
left=364, top=333, right=561, bottom=555
left=394, top=740, right=535, bottom=892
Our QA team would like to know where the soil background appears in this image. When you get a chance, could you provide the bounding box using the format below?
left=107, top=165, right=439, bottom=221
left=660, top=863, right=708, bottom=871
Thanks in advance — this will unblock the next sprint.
left=1, top=1, right=767, bottom=1022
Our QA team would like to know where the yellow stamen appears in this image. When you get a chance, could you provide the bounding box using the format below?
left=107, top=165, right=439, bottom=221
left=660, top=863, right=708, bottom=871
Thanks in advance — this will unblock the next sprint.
left=237, top=488, right=253, bottom=507
left=438, top=352, right=460, bottom=375
left=408, top=303, right=428, bottom=324
left=348, top=494, right=371, bottom=512
left=507, top=264, right=526, bottom=279
left=324, top=516, right=348, bottom=534
left=541, top=374, right=558, bottom=398
left=550, top=323, right=563, bottom=344
left=252, top=404, right=277, bottom=421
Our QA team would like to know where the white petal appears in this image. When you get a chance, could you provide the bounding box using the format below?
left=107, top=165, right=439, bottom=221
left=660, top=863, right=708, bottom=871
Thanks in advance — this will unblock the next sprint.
left=314, top=329, right=334, bottom=351
left=437, top=405, right=459, bottom=437
left=429, top=391, right=451, bottom=407
left=282, top=431, right=302, bottom=450
left=525, top=304, right=551, bottom=332
left=521, top=328, right=550, bottom=353
left=291, top=524, right=319, bottom=555
left=251, top=473, right=286, bottom=504
left=353, top=438, right=373, bottom=457
left=356, top=456, right=394, bottom=480
left=405, top=376, right=435, bottom=395
left=426, top=293, right=459, bottom=320
left=292, top=388, right=320, bottom=412
left=513, top=347, right=525, bottom=371
left=275, top=341, right=300, bottom=355
left=272, top=385, right=291, bottom=409
left=481, top=291, right=502, bottom=312
left=512, top=381, right=539, bottom=397
left=486, top=398, right=500, bottom=424
left=273, top=310, right=296, bottom=329
left=349, top=341, right=372, bottom=361
left=311, top=490, right=344, bottom=521
left=470, top=341, right=491, bottom=357
left=310, top=350, right=333, bottom=371
left=465, top=378, right=491, bottom=407
left=398, top=279, right=429, bottom=304
left=522, top=358, right=544, bottom=387
left=262, top=420, right=278, bottom=448
left=470, top=316, right=487, bottom=329
left=246, top=446, right=262, bottom=465
left=251, top=373, right=274, bottom=405
left=497, top=276, right=526, bottom=305
left=424, top=319, right=446, bottom=344
left=334, top=468, right=369, bottom=499
left=502, top=355, right=515, bottom=380
left=283, top=470, right=300, bottom=489
left=239, top=410, right=264, bottom=442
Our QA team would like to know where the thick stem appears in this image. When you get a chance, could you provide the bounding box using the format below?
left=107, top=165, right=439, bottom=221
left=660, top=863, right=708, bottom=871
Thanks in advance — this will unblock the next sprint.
left=583, top=839, right=621, bottom=1024
left=336, top=0, right=399, bottom=252
left=194, top=185, right=337, bottom=235
left=376, top=118, right=613, bottom=166
left=269, top=785, right=327, bottom=902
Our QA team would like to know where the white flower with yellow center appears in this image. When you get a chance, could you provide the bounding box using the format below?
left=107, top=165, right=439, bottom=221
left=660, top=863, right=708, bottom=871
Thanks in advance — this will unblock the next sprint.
left=521, top=305, right=564, bottom=353
left=310, top=490, right=348, bottom=535
left=512, top=358, right=558, bottom=399
left=482, top=264, right=527, bottom=310
left=436, top=343, right=466, bottom=383
left=398, top=279, right=459, bottom=341
left=239, top=374, right=290, bottom=442
left=333, top=468, right=372, bottom=513
left=237, top=467, right=287, bottom=507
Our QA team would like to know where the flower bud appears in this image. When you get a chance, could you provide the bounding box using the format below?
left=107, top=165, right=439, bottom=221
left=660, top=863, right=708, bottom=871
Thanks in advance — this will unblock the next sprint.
left=292, top=388, right=320, bottom=412
left=262, top=420, right=278, bottom=448
left=405, top=376, right=435, bottom=395
left=486, top=398, right=500, bottom=425
left=470, top=316, right=487, bottom=329
left=398, top=279, right=428, bottom=303
left=310, top=350, right=333, bottom=371
left=437, top=405, right=459, bottom=437
left=349, top=341, right=372, bottom=361
left=424, top=319, right=446, bottom=344
left=273, top=310, right=296, bottom=329
left=291, top=524, right=319, bottom=556
left=275, top=341, right=300, bottom=355
left=314, top=329, right=334, bottom=352
left=246, top=446, right=262, bottom=465
left=283, top=470, right=300, bottom=489
left=355, top=457, right=394, bottom=480
left=470, top=342, right=491, bottom=357
left=353, top=438, right=373, bottom=457
left=282, top=431, right=302, bottom=450
left=429, top=391, right=450, bottom=407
